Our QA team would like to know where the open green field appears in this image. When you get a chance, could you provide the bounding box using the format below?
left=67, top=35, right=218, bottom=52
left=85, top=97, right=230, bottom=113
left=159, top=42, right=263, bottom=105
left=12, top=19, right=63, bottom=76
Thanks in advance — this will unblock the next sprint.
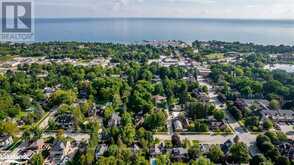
left=0, top=55, right=14, bottom=62
left=205, top=53, right=224, bottom=60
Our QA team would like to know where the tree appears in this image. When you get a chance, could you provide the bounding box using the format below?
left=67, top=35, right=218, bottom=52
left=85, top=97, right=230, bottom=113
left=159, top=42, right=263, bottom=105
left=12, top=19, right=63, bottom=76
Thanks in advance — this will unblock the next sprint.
left=172, top=133, right=181, bottom=147
left=275, top=156, right=291, bottom=165
left=228, top=106, right=242, bottom=120
left=49, top=89, right=77, bottom=106
left=156, top=154, right=170, bottom=165
left=192, top=121, right=209, bottom=132
left=96, top=156, right=117, bottom=165
left=241, top=86, right=252, bottom=97
left=107, top=144, right=119, bottom=156
left=30, top=153, right=44, bottom=165
left=213, top=110, right=225, bottom=121
left=122, top=123, right=136, bottom=145
left=202, top=86, right=208, bottom=93
left=260, top=160, right=273, bottom=165
left=121, top=112, right=133, bottom=126
left=143, top=111, right=167, bottom=131
left=263, top=119, right=273, bottom=130
left=229, top=142, right=249, bottom=163
left=72, top=106, right=84, bottom=129
left=191, top=156, right=214, bottom=165
left=269, top=99, right=280, bottom=110
left=186, top=101, right=213, bottom=120
left=244, top=116, right=259, bottom=128
left=264, top=131, right=279, bottom=143
left=188, top=143, right=200, bottom=159
left=0, top=121, right=19, bottom=136
left=250, top=154, right=267, bottom=165
left=207, top=144, right=224, bottom=163
left=56, top=129, right=65, bottom=140
left=233, top=135, right=240, bottom=144
left=256, top=135, right=271, bottom=148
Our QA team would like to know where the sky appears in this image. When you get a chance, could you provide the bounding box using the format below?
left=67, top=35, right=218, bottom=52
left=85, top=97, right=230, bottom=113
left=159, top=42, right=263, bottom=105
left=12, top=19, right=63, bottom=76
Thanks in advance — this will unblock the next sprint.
left=34, top=0, right=294, bottom=19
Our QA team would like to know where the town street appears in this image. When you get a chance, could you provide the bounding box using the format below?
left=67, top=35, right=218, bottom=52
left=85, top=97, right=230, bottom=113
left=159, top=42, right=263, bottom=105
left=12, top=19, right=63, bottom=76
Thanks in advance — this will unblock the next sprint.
left=154, top=66, right=260, bottom=156
left=155, top=134, right=235, bottom=144
left=43, top=132, right=90, bottom=142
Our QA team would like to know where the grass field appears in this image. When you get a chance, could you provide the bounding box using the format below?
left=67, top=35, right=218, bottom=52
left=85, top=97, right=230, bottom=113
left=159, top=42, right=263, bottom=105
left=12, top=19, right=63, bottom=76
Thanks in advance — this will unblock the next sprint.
left=0, top=55, right=14, bottom=62
left=205, top=53, right=224, bottom=60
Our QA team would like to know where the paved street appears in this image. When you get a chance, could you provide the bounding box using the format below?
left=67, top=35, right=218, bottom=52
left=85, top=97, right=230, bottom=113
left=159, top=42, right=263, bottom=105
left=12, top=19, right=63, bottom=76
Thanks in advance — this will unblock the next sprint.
left=43, top=132, right=90, bottom=142
left=155, top=69, right=260, bottom=155
left=155, top=134, right=234, bottom=144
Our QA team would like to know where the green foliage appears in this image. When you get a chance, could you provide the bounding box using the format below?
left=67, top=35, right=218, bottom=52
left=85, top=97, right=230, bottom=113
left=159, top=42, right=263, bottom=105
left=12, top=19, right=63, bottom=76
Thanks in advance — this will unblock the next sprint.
left=269, top=99, right=280, bottom=110
left=229, top=142, right=250, bottom=163
left=207, top=145, right=224, bottom=163
left=213, top=110, right=225, bottom=121
left=263, top=119, right=273, bottom=130
left=191, top=156, right=214, bottom=165
left=0, top=121, right=19, bottom=136
left=30, top=153, right=44, bottom=165
left=143, top=110, right=167, bottom=131
left=188, top=143, right=200, bottom=159
left=186, top=101, right=215, bottom=120
left=49, top=89, right=77, bottom=106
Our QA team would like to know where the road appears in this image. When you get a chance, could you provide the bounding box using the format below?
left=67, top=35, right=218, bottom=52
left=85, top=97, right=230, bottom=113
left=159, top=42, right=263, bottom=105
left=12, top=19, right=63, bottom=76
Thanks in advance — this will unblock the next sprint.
left=37, top=109, right=57, bottom=129
left=155, top=70, right=260, bottom=155
left=0, top=106, right=90, bottom=164
left=198, top=71, right=259, bottom=155
left=155, top=134, right=234, bottom=144
left=43, top=132, right=90, bottom=142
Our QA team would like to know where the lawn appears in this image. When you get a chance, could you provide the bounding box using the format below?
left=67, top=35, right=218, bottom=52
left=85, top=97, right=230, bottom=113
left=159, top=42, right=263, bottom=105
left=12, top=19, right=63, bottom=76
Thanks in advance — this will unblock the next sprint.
left=0, top=55, right=14, bottom=62
left=205, top=53, right=224, bottom=60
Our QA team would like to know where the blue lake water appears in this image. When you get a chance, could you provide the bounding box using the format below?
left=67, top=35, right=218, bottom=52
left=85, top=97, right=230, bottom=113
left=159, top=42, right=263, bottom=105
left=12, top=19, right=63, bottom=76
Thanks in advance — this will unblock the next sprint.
left=34, top=18, right=294, bottom=45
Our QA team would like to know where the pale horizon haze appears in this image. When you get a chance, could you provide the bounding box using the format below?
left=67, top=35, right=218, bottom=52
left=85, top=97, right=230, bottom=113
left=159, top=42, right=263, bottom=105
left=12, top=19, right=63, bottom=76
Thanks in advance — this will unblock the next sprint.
left=34, top=0, right=294, bottom=20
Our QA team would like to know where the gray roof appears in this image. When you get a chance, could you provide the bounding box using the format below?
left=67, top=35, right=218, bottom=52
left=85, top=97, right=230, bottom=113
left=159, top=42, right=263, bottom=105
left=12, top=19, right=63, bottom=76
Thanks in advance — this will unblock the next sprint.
left=52, top=141, right=66, bottom=151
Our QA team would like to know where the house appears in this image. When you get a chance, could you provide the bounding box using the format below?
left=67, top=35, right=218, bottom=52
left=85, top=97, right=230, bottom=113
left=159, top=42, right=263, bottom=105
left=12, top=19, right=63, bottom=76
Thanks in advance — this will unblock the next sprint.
left=0, top=134, right=13, bottom=149
left=44, top=87, right=56, bottom=98
left=243, top=99, right=270, bottom=110
left=171, top=147, right=188, bottom=160
left=55, top=113, right=74, bottom=129
left=151, top=75, right=161, bottom=83
left=183, top=76, right=196, bottom=82
left=108, top=113, right=121, bottom=127
left=198, top=93, right=210, bottom=102
left=198, top=68, right=211, bottom=77
left=277, top=141, right=294, bottom=160
left=192, top=89, right=210, bottom=102
left=28, top=139, right=45, bottom=151
left=234, top=98, right=247, bottom=110
left=95, top=144, right=108, bottom=159
left=48, top=140, right=71, bottom=165
left=17, top=119, right=25, bottom=127
left=18, top=139, right=46, bottom=162
left=135, top=116, right=144, bottom=128
left=221, top=139, right=234, bottom=154
left=131, top=144, right=140, bottom=153
left=182, top=118, right=190, bottom=129
left=152, top=95, right=167, bottom=104
left=210, top=121, right=227, bottom=131
left=170, top=105, right=182, bottom=112
left=200, top=144, right=210, bottom=154
left=150, top=145, right=162, bottom=157
left=217, top=93, right=227, bottom=103
left=84, top=103, right=97, bottom=117
left=260, top=109, right=294, bottom=124
left=277, top=53, right=294, bottom=62
left=173, top=120, right=183, bottom=132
